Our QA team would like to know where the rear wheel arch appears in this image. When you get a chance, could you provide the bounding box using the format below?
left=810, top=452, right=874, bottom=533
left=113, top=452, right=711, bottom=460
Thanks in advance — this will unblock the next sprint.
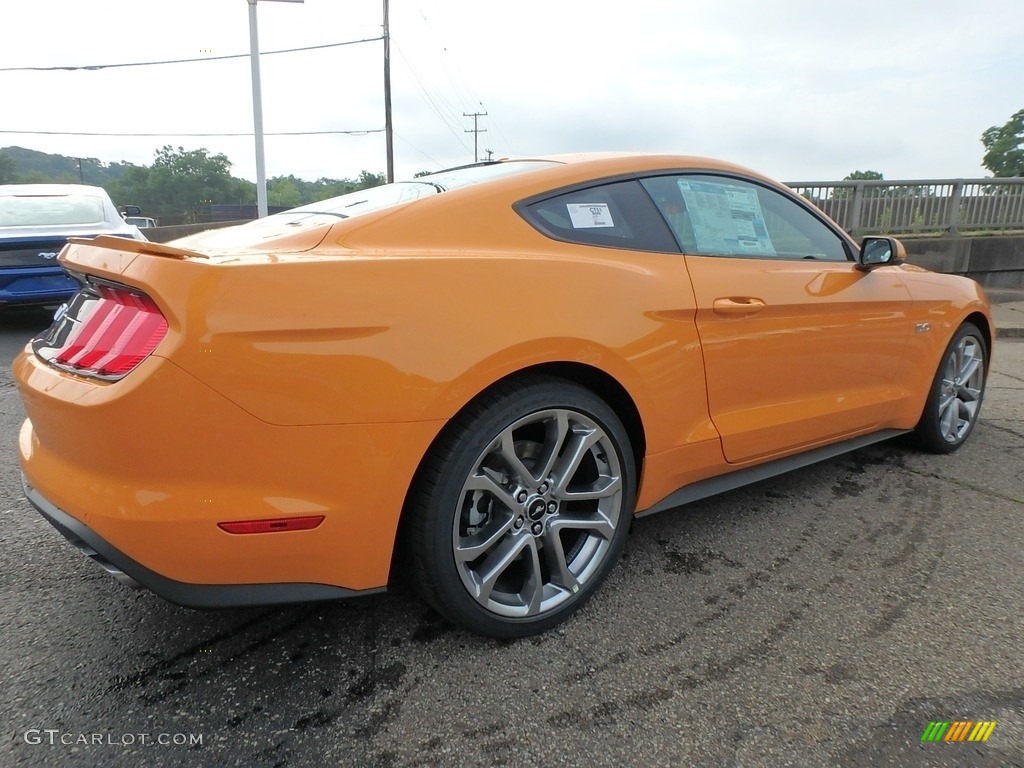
left=389, top=363, right=646, bottom=587
left=525, top=362, right=646, bottom=473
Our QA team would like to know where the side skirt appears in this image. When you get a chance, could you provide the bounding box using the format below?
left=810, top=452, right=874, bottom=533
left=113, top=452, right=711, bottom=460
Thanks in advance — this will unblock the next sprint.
left=636, top=429, right=908, bottom=518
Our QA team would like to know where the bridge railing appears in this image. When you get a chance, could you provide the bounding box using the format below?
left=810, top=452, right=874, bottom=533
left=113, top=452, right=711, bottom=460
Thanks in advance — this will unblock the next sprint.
left=785, top=178, right=1024, bottom=235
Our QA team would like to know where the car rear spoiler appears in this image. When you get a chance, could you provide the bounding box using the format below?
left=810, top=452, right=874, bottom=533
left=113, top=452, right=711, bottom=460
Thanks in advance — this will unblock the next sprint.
left=67, top=234, right=208, bottom=260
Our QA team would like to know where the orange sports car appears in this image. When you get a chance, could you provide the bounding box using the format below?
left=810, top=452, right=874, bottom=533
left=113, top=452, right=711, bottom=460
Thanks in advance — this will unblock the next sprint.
left=14, top=154, right=992, bottom=638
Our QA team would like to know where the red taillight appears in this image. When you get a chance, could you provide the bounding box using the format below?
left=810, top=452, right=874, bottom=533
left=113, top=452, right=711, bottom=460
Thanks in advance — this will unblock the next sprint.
left=50, top=283, right=168, bottom=379
left=217, top=516, right=326, bottom=534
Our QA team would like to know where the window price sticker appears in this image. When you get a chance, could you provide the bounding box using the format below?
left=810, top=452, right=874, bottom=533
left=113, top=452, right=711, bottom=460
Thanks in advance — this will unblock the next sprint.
left=567, top=203, right=615, bottom=228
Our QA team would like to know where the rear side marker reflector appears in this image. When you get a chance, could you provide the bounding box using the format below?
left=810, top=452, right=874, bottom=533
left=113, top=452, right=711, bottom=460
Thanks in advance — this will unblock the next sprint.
left=218, top=516, right=326, bottom=534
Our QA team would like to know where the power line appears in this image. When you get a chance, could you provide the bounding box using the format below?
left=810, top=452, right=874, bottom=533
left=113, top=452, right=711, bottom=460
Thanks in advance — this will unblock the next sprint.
left=415, top=8, right=482, bottom=110
left=0, top=37, right=382, bottom=73
left=393, top=131, right=444, bottom=169
left=393, top=43, right=470, bottom=153
left=413, top=7, right=514, bottom=155
left=0, top=129, right=383, bottom=137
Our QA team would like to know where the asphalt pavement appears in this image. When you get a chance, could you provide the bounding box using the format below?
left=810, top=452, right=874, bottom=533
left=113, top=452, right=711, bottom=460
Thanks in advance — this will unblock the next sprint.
left=0, top=306, right=1022, bottom=768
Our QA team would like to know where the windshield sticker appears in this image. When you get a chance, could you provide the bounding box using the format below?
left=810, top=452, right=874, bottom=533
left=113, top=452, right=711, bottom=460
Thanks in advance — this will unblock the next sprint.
left=676, top=180, right=776, bottom=256
left=567, top=203, right=615, bottom=228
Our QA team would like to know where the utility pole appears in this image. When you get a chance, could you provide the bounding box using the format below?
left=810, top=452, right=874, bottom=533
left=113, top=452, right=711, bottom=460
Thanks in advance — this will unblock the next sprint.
left=247, top=0, right=268, bottom=218
left=383, top=0, right=394, bottom=182
left=463, top=111, right=488, bottom=163
left=247, top=0, right=303, bottom=219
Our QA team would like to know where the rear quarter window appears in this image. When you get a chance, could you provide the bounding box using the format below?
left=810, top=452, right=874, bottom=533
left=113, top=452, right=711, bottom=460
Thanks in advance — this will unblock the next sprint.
left=519, top=179, right=678, bottom=252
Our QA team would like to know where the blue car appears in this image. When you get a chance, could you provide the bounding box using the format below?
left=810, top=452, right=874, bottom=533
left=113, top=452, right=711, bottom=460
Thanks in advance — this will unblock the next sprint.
left=0, top=184, right=146, bottom=309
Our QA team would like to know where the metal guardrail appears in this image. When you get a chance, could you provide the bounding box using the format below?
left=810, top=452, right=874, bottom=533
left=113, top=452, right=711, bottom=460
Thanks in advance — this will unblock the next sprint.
left=785, top=178, right=1024, bottom=235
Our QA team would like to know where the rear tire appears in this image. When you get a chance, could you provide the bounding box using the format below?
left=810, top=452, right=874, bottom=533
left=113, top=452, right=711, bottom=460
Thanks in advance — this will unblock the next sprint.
left=911, top=322, right=987, bottom=454
left=407, top=376, right=635, bottom=638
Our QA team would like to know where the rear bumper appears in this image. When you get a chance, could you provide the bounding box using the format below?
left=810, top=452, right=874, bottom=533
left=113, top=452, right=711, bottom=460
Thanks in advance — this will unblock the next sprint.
left=15, top=349, right=446, bottom=597
left=24, top=477, right=380, bottom=608
left=0, top=267, right=76, bottom=306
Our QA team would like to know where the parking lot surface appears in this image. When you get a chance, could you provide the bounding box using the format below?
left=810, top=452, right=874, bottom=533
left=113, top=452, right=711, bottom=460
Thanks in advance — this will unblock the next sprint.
left=1, top=310, right=1021, bottom=768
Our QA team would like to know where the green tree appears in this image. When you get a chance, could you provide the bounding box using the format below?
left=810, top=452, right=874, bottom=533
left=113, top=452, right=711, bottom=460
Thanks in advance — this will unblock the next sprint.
left=0, top=152, right=17, bottom=184
left=357, top=170, right=386, bottom=189
left=844, top=170, right=884, bottom=182
left=115, top=146, right=255, bottom=224
left=1, top=146, right=136, bottom=187
left=832, top=170, right=884, bottom=200
left=227, top=177, right=257, bottom=207
left=981, top=108, right=1024, bottom=177
left=309, top=177, right=357, bottom=200
left=268, top=177, right=302, bottom=208
left=106, top=163, right=151, bottom=211
left=0, top=145, right=387, bottom=222
left=284, top=172, right=386, bottom=205
left=18, top=171, right=56, bottom=184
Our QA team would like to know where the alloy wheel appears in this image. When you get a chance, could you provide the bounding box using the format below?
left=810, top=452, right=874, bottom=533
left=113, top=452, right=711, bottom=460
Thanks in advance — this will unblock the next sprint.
left=451, top=408, right=624, bottom=618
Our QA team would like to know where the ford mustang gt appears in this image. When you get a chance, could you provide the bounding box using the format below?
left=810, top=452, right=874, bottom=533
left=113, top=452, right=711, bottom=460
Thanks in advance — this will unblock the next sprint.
left=14, top=154, right=992, bottom=638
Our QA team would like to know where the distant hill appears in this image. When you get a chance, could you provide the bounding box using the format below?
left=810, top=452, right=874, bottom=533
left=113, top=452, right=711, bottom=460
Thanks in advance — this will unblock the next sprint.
left=0, top=146, right=134, bottom=186
left=0, top=145, right=386, bottom=225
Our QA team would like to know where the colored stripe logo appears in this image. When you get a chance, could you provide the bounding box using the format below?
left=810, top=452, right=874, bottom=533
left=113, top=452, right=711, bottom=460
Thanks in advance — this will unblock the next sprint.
left=921, top=721, right=997, bottom=742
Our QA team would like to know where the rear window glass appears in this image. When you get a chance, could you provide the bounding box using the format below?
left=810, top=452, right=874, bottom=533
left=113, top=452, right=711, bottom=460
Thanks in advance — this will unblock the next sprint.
left=0, top=195, right=105, bottom=227
left=275, top=160, right=560, bottom=226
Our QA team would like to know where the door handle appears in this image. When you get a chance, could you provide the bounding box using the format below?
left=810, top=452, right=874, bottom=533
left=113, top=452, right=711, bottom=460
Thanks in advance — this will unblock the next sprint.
left=712, top=297, right=766, bottom=316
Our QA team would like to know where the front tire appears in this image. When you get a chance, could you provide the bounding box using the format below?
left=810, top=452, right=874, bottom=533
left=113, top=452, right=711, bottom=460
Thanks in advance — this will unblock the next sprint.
left=912, top=322, right=987, bottom=454
left=408, top=376, right=635, bottom=638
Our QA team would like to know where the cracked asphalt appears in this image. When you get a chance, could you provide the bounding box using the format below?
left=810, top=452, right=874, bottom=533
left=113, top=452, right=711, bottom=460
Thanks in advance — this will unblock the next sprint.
left=1, top=309, right=1021, bottom=768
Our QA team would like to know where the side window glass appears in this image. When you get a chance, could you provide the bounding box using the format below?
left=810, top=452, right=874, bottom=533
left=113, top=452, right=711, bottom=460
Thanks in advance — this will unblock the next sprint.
left=641, top=175, right=849, bottom=261
left=522, top=180, right=677, bottom=252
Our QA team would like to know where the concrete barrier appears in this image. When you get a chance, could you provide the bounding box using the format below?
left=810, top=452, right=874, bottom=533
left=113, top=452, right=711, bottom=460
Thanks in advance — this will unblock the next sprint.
left=142, top=220, right=250, bottom=243
left=904, top=235, right=1024, bottom=290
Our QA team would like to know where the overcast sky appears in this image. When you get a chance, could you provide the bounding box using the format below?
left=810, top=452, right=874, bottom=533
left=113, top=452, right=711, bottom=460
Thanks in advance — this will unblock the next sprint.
left=2, top=0, right=1021, bottom=184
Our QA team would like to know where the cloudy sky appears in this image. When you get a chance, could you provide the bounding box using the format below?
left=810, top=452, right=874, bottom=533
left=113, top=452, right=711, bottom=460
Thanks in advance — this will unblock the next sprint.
left=2, top=0, right=1021, bottom=184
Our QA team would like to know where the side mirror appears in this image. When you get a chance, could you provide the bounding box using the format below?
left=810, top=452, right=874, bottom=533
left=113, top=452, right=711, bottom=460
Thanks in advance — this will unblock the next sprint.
left=122, top=204, right=143, bottom=217
left=856, top=236, right=906, bottom=271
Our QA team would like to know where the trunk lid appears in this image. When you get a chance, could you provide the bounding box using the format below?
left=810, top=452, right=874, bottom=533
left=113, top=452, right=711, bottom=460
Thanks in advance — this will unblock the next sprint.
left=0, top=236, right=68, bottom=268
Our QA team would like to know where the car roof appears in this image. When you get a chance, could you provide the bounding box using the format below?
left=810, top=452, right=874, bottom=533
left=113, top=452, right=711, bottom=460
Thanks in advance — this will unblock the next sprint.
left=499, top=152, right=771, bottom=181
left=429, top=152, right=765, bottom=177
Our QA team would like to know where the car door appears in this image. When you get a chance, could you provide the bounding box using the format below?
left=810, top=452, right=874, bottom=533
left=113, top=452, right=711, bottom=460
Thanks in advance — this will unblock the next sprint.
left=641, top=174, right=913, bottom=464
